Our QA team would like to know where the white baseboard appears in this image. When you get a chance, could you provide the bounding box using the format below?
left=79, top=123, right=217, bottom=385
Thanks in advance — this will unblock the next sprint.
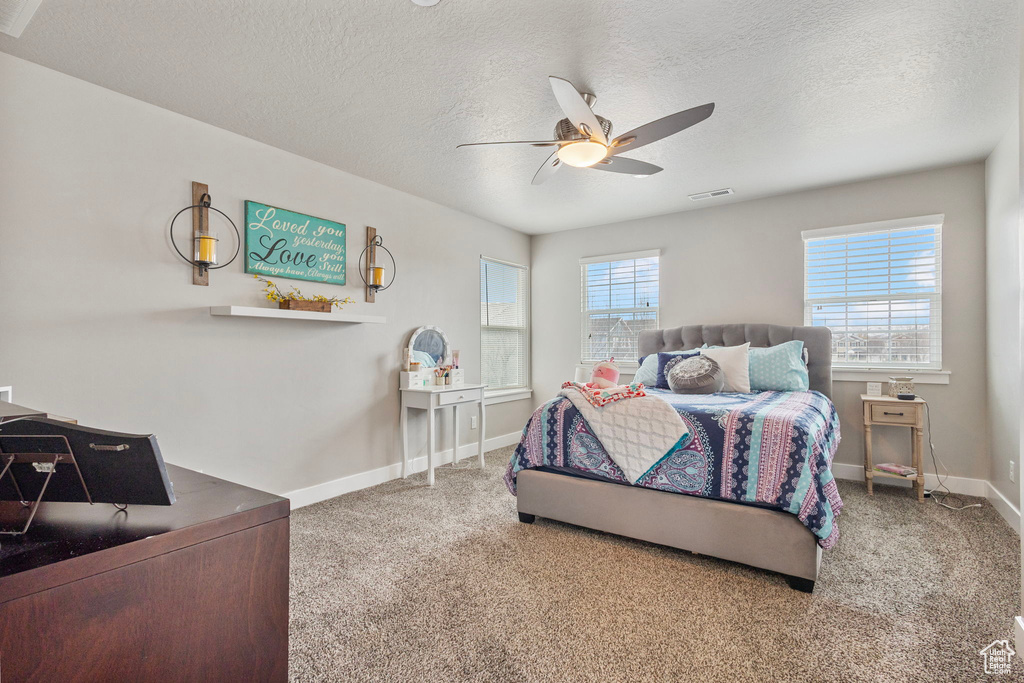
left=834, top=463, right=1021, bottom=531
left=287, top=440, right=1021, bottom=527
left=285, top=431, right=521, bottom=509
left=1015, top=617, right=1024, bottom=656
left=831, top=462, right=989, bottom=497
left=986, top=482, right=1021, bottom=533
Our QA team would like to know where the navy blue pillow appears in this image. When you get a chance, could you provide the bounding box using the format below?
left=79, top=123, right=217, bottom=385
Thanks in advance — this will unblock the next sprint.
left=656, top=351, right=700, bottom=389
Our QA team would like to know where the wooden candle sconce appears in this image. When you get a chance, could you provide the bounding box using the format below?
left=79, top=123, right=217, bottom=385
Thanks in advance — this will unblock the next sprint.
left=365, top=226, right=377, bottom=303
left=359, top=226, right=396, bottom=303
left=192, top=181, right=210, bottom=286
left=168, top=181, right=240, bottom=286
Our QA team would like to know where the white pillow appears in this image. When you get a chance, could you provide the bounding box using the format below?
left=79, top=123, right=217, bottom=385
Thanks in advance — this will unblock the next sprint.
left=700, top=343, right=751, bottom=393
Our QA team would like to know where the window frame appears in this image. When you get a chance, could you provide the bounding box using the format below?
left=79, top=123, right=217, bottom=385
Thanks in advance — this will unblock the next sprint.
left=802, top=214, right=943, bottom=371
left=579, top=249, right=661, bottom=365
left=480, top=256, right=530, bottom=393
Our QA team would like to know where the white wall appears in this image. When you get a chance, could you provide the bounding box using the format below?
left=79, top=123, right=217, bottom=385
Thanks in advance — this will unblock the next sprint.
left=1017, top=1, right=1024, bottom=647
left=0, top=53, right=534, bottom=496
left=986, top=122, right=1021, bottom=510
left=532, top=163, right=989, bottom=481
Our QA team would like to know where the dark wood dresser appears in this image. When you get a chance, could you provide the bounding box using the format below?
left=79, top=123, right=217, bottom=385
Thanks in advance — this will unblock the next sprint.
left=0, top=464, right=290, bottom=682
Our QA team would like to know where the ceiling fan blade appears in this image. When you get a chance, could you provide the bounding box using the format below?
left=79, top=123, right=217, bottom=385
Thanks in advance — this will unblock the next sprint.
left=531, top=150, right=562, bottom=185
left=589, top=156, right=663, bottom=176
left=457, top=140, right=566, bottom=149
left=549, top=76, right=608, bottom=145
left=609, top=102, right=715, bottom=156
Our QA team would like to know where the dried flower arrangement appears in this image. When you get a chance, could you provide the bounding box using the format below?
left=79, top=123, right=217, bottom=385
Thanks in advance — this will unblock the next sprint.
left=254, top=275, right=354, bottom=312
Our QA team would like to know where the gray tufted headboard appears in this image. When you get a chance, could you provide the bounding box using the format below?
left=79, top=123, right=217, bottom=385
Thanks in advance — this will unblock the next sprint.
left=638, top=324, right=833, bottom=399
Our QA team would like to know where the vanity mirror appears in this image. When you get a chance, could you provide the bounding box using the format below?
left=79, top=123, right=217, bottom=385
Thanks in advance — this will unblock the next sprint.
left=407, top=325, right=450, bottom=368
left=401, top=326, right=464, bottom=389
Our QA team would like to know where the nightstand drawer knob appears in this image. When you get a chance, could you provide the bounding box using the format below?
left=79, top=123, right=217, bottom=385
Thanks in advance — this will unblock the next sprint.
left=883, top=411, right=904, bottom=416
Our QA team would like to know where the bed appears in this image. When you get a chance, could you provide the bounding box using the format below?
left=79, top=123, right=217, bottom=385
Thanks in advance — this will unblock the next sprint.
left=505, top=324, right=841, bottom=592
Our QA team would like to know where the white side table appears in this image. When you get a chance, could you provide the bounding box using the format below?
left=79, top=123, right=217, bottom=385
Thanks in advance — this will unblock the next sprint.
left=400, top=384, right=486, bottom=486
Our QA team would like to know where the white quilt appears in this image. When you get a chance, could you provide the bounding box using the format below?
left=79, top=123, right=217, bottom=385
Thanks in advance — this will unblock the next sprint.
left=558, top=388, right=689, bottom=484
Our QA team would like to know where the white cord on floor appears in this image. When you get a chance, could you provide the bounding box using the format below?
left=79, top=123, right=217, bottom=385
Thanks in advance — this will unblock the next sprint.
left=922, top=401, right=982, bottom=511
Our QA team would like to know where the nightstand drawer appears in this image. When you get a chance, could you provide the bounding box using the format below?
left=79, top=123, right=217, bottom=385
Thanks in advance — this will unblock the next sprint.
left=870, top=404, right=917, bottom=425
left=438, top=389, right=480, bottom=406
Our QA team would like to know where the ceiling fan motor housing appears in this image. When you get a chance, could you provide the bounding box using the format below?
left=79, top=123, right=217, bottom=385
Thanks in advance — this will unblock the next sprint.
left=555, top=115, right=612, bottom=142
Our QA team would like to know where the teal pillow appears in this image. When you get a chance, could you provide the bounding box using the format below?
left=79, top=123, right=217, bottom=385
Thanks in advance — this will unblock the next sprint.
left=748, top=341, right=809, bottom=391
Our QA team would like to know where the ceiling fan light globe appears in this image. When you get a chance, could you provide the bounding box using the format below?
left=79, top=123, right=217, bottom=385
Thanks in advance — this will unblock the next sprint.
left=556, top=141, right=608, bottom=168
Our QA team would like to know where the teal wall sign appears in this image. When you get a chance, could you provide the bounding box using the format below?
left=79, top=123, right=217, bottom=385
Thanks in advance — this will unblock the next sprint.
left=244, top=201, right=346, bottom=285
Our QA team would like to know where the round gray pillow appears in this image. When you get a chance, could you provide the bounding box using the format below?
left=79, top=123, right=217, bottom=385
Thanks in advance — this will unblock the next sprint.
left=667, top=355, right=725, bottom=394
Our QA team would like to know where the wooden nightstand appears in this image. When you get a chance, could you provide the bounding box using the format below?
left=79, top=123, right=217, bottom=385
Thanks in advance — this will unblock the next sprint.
left=861, top=394, right=926, bottom=502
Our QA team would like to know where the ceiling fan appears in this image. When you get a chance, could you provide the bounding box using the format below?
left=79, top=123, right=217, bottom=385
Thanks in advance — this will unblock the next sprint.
left=457, top=76, right=714, bottom=185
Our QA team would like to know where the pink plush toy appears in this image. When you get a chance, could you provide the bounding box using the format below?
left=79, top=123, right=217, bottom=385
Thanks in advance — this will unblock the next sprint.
left=588, top=358, right=620, bottom=389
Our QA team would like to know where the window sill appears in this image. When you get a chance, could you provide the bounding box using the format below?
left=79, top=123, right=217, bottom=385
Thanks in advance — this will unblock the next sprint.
left=484, top=388, right=533, bottom=405
left=833, top=368, right=950, bottom=385
left=577, top=363, right=640, bottom=372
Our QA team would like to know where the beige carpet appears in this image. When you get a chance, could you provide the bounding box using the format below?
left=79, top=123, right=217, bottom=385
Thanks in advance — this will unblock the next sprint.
left=289, top=446, right=1021, bottom=682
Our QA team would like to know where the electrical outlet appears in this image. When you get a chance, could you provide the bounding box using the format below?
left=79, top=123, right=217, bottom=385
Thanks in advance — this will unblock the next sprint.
left=1010, top=461, right=1015, bottom=483
left=866, top=382, right=882, bottom=397
left=470, top=416, right=478, bottom=430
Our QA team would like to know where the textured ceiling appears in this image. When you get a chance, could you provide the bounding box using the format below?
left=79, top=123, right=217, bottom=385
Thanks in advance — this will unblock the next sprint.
left=0, top=0, right=1016, bottom=234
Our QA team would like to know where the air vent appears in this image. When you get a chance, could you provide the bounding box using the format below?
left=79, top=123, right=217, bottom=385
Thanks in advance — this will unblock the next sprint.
left=0, top=0, right=42, bottom=38
left=688, top=188, right=734, bottom=201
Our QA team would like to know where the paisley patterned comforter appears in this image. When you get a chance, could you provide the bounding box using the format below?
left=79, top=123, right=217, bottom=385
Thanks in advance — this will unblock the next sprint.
left=504, top=389, right=843, bottom=548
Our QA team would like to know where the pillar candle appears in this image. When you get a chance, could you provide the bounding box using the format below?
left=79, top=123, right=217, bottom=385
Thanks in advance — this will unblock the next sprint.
left=195, top=236, right=217, bottom=265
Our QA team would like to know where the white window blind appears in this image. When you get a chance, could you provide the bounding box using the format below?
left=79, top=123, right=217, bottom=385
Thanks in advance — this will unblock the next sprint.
left=480, top=258, right=529, bottom=390
left=803, top=215, right=942, bottom=369
left=580, top=250, right=660, bottom=363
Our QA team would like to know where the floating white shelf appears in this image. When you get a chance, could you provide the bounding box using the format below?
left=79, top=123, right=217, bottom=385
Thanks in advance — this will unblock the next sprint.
left=209, top=306, right=386, bottom=324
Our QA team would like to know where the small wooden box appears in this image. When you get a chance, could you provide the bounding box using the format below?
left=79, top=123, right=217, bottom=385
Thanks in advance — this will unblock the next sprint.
left=279, top=300, right=331, bottom=313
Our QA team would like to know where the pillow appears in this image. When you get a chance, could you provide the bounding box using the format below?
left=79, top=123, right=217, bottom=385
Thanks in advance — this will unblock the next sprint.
left=700, top=343, right=751, bottom=392
left=634, top=348, right=699, bottom=387
left=667, top=356, right=725, bottom=394
left=633, top=355, right=659, bottom=386
left=748, top=340, right=809, bottom=391
left=656, top=350, right=700, bottom=389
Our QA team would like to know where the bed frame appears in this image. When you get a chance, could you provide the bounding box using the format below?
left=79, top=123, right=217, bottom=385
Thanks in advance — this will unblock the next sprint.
left=516, top=324, right=833, bottom=592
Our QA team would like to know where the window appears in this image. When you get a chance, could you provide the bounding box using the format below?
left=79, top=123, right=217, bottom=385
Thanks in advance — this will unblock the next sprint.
left=580, top=250, right=660, bottom=363
left=803, top=215, right=942, bottom=369
left=480, top=258, right=529, bottom=390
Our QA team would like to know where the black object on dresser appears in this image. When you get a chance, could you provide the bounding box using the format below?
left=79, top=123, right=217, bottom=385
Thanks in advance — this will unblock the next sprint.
left=0, top=464, right=290, bottom=682
left=0, top=417, right=176, bottom=514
